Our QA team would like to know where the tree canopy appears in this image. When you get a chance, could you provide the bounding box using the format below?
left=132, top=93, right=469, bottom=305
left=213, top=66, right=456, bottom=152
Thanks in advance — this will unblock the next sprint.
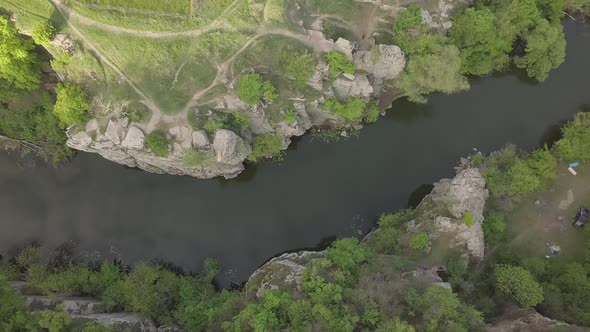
left=495, top=264, right=544, bottom=307
left=53, top=83, right=90, bottom=127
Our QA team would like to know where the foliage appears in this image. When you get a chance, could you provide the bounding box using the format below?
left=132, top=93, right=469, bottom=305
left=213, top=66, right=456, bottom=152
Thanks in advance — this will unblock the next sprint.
left=0, top=92, right=73, bottom=164
left=0, top=16, right=41, bottom=96
left=325, top=238, right=370, bottom=274
left=0, top=274, right=33, bottom=331
left=364, top=101, right=380, bottom=123
left=279, top=49, right=316, bottom=87
left=395, top=35, right=469, bottom=103
left=226, top=112, right=250, bottom=130
left=50, top=51, right=73, bottom=73
left=237, top=73, right=277, bottom=105
left=553, top=112, right=590, bottom=161
left=145, top=132, right=169, bottom=157
left=37, top=309, right=72, bottom=332
left=323, top=97, right=367, bottom=122
left=203, top=118, right=224, bottom=133
left=483, top=211, right=507, bottom=245
left=482, top=145, right=556, bottom=198
left=247, top=133, right=283, bottom=162
left=324, top=51, right=356, bottom=79
left=53, top=83, right=90, bottom=127
left=393, top=5, right=423, bottom=33
left=409, top=232, right=429, bottom=250
left=367, top=211, right=409, bottom=254
left=564, top=0, right=590, bottom=15
left=514, top=19, right=566, bottom=82
left=183, top=151, right=208, bottom=167
left=31, top=21, right=54, bottom=46
left=494, top=264, right=544, bottom=307
left=376, top=317, right=415, bottom=332
left=449, top=7, right=510, bottom=75
left=283, top=109, right=297, bottom=125
left=462, top=212, right=474, bottom=227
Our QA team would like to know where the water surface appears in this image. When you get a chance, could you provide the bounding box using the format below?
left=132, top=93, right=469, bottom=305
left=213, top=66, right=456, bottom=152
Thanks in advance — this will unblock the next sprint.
left=1, top=21, right=588, bottom=284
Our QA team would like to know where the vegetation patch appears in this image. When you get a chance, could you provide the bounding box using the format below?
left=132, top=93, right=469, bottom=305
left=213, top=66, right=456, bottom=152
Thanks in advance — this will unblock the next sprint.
left=323, top=97, right=366, bottom=122
left=409, top=232, right=429, bottom=250
left=462, top=212, right=474, bottom=227
left=53, top=83, right=90, bottom=127
left=236, top=73, right=278, bottom=105
left=144, top=132, right=169, bottom=157
left=248, top=133, right=283, bottom=162
left=324, top=51, right=356, bottom=79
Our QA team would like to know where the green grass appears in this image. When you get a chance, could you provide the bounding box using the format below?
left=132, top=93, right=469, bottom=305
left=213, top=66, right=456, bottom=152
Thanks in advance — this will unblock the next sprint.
left=70, top=0, right=191, bottom=15
left=0, top=0, right=54, bottom=31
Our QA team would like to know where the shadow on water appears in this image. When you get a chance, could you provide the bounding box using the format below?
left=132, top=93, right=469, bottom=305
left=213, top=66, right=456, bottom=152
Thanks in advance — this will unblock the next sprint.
left=385, top=97, right=433, bottom=122
left=407, top=184, right=435, bottom=209
left=539, top=104, right=590, bottom=148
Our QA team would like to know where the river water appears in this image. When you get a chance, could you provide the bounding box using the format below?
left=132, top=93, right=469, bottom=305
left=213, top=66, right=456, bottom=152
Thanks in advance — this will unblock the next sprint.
left=1, top=21, right=588, bottom=285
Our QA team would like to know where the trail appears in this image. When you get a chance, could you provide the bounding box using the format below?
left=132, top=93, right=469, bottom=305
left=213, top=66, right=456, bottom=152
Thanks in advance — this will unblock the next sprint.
left=48, top=0, right=161, bottom=116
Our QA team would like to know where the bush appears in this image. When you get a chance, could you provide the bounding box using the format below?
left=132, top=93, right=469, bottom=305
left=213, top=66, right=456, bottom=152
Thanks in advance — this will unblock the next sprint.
left=325, top=238, right=370, bottom=273
left=494, top=264, right=544, bottom=307
left=183, top=151, right=208, bottom=167
left=483, top=212, right=507, bottom=245
left=226, top=112, right=250, bottom=130
left=279, top=49, right=316, bottom=87
left=462, top=212, right=474, bottom=227
left=284, top=109, right=297, bottom=125
left=409, top=232, right=429, bottom=250
left=247, top=133, right=283, bottom=162
left=554, top=112, right=590, bottom=161
left=31, top=21, right=55, bottom=46
left=236, top=73, right=277, bottom=105
left=53, top=83, right=89, bottom=127
left=0, top=16, right=41, bottom=94
left=364, top=102, right=380, bottom=123
left=323, top=97, right=366, bottom=122
left=324, top=51, right=356, bottom=79
left=203, top=118, right=224, bottom=133
left=367, top=212, right=408, bottom=254
left=393, top=5, right=423, bottom=33
left=145, top=132, right=169, bottom=157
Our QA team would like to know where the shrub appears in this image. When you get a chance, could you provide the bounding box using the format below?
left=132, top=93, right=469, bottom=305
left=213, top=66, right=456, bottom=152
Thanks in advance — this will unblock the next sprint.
left=284, top=109, right=297, bottom=125
left=554, top=112, right=590, bottom=161
left=323, top=97, right=366, bottom=122
left=31, top=21, right=55, bottom=46
left=203, top=118, right=224, bottom=133
left=53, top=83, right=89, bottom=127
left=462, top=212, right=474, bottom=227
left=483, top=212, right=507, bottom=245
left=494, top=264, right=544, bottom=307
left=279, top=49, right=316, bottom=87
left=145, top=132, right=169, bottom=157
left=183, top=151, right=208, bottom=167
left=37, top=309, right=72, bottom=332
left=226, top=112, right=250, bottom=130
left=325, top=238, right=370, bottom=273
left=236, top=73, right=277, bottom=105
left=364, top=102, right=380, bottom=123
left=393, top=5, right=423, bottom=33
left=248, top=133, right=283, bottom=162
left=0, top=16, right=41, bottom=94
left=367, top=211, right=408, bottom=254
left=0, top=274, right=33, bottom=331
left=409, top=232, right=429, bottom=249
left=324, top=51, right=356, bottom=79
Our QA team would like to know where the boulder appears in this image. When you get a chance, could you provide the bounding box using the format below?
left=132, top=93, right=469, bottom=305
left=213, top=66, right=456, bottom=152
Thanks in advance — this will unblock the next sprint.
left=105, top=119, right=122, bottom=145
left=248, top=251, right=324, bottom=298
left=73, top=313, right=157, bottom=332
left=169, top=125, right=192, bottom=150
left=332, top=74, right=374, bottom=99
left=355, top=45, right=406, bottom=82
left=212, top=129, right=252, bottom=165
left=51, top=34, right=75, bottom=54
left=489, top=307, right=580, bottom=332
left=192, top=130, right=210, bottom=149
left=121, top=126, right=145, bottom=149
left=335, top=38, right=354, bottom=57
left=85, top=118, right=99, bottom=133
left=67, top=130, right=92, bottom=149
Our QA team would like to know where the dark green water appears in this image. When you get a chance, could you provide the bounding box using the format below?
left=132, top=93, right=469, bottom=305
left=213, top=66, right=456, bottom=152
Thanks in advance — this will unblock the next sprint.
left=1, top=21, right=588, bottom=285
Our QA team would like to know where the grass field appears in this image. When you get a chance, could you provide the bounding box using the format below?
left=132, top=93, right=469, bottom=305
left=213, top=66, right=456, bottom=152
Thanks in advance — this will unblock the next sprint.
left=0, top=0, right=54, bottom=31
left=70, top=0, right=191, bottom=15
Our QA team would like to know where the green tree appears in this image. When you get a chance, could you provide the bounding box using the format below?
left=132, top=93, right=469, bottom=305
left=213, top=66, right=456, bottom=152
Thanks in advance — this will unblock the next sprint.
left=483, top=212, right=507, bottom=244
left=494, top=0, right=541, bottom=42
left=53, top=83, right=89, bottom=127
left=393, top=5, right=423, bottom=33
left=279, top=49, right=316, bottom=87
left=495, top=264, right=544, bottom=307
left=248, top=133, right=283, bottom=162
left=395, top=38, right=469, bottom=103
left=449, top=7, right=511, bottom=75
left=514, top=19, right=566, bottom=82
left=325, top=238, right=370, bottom=273
left=323, top=97, right=367, bottom=122
left=554, top=112, right=590, bottom=161
left=0, top=16, right=41, bottom=97
left=324, top=51, right=356, bottom=79
left=536, top=0, right=565, bottom=23
left=236, top=73, right=277, bottom=105
left=31, top=21, right=55, bottom=46
left=0, top=274, right=34, bottom=331
left=37, top=310, right=72, bottom=332
left=145, top=132, right=169, bottom=157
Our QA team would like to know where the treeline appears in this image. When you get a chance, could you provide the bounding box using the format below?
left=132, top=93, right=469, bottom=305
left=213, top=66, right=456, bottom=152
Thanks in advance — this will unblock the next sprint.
left=0, top=16, right=89, bottom=165
left=394, top=0, right=575, bottom=103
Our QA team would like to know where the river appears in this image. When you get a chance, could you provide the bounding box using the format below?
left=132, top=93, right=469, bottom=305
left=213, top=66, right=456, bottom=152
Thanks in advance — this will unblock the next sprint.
left=1, top=21, right=588, bottom=285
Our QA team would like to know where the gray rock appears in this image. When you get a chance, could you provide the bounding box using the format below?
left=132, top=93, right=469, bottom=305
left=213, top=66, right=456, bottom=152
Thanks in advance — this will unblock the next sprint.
left=51, top=34, right=75, bottom=54
left=121, top=126, right=145, bottom=149
left=192, top=130, right=210, bottom=149
left=332, top=74, right=374, bottom=99
left=355, top=44, right=406, bottom=83
left=105, top=119, right=122, bottom=145
left=121, top=117, right=129, bottom=128
left=169, top=125, right=192, bottom=150
left=342, top=73, right=356, bottom=80
left=212, top=129, right=252, bottom=165
left=73, top=313, right=157, bottom=332
left=67, top=130, right=92, bottom=149
left=85, top=118, right=99, bottom=133
left=335, top=38, right=354, bottom=56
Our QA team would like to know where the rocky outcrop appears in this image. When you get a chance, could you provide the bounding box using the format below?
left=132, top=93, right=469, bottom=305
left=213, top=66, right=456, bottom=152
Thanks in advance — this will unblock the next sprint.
left=408, top=168, right=488, bottom=260
left=247, top=251, right=324, bottom=298
left=355, top=45, right=406, bottom=94
left=332, top=74, right=374, bottom=99
left=212, top=129, right=252, bottom=164
left=489, top=308, right=583, bottom=332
